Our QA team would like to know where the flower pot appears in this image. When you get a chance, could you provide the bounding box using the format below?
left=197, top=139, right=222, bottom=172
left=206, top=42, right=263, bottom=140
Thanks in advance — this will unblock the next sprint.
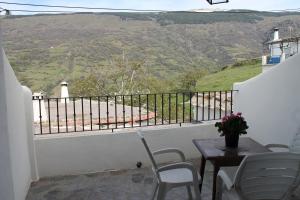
left=225, top=134, right=239, bottom=148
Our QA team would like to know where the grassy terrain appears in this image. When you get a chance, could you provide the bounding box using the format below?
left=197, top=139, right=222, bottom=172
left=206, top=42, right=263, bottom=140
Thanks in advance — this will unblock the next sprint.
left=196, top=60, right=262, bottom=91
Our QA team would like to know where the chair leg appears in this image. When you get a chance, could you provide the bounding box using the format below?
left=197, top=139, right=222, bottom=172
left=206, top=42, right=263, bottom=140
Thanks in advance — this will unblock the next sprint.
left=151, top=182, right=159, bottom=200
left=193, top=183, right=201, bottom=200
left=186, top=185, right=193, bottom=200
left=157, top=184, right=167, bottom=200
left=215, top=177, right=222, bottom=200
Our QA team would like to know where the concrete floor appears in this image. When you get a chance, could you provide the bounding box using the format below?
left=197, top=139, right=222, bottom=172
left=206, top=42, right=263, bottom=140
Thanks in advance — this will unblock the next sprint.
left=26, top=161, right=214, bottom=200
left=26, top=157, right=300, bottom=200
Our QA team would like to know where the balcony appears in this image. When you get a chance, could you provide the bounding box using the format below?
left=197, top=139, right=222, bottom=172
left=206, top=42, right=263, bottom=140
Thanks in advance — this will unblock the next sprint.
left=2, top=35, right=300, bottom=200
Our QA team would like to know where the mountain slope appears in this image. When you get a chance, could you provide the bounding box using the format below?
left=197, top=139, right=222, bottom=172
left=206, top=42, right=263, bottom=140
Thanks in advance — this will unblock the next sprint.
left=2, top=11, right=300, bottom=95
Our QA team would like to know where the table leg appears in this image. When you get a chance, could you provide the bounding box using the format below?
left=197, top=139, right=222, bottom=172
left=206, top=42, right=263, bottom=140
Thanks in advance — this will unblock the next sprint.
left=212, top=164, right=220, bottom=200
left=199, top=156, right=206, bottom=193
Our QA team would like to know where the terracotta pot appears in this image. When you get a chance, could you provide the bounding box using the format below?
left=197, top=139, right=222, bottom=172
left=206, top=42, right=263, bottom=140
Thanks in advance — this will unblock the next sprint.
left=225, top=134, right=239, bottom=148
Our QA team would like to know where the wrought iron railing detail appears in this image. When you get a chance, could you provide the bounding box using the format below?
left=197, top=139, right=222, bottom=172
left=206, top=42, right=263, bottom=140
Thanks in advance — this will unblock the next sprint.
left=32, top=90, right=237, bottom=135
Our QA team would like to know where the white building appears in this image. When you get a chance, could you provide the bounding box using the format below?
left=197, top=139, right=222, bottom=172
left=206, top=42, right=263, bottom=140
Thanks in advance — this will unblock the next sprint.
left=262, top=28, right=300, bottom=72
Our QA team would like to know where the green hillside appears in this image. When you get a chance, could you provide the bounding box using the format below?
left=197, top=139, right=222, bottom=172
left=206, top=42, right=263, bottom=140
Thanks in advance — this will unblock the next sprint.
left=3, top=11, right=300, bottom=96
left=196, top=60, right=262, bottom=91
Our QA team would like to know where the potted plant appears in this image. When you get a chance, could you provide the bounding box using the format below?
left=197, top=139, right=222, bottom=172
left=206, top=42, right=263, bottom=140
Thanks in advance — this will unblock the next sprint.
left=215, top=112, right=249, bottom=148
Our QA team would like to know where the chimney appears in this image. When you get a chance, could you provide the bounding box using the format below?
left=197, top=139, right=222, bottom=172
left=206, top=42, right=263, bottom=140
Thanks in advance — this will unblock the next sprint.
left=273, top=28, right=279, bottom=41
left=60, top=81, right=69, bottom=103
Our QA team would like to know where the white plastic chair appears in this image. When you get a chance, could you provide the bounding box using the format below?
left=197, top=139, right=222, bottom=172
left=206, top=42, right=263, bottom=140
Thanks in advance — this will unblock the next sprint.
left=266, top=132, right=300, bottom=153
left=216, top=152, right=300, bottom=200
left=137, top=130, right=201, bottom=200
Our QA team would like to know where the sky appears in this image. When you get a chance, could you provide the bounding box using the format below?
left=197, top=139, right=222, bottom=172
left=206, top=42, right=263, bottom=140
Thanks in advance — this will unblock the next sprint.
left=1, top=0, right=300, bottom=14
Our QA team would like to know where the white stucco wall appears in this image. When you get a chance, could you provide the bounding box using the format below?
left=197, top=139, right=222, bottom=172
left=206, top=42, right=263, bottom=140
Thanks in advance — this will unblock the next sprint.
left=23, top=87, right=39, bottom=181
left=234, top=53, right=300, bottom=146
left=35, top=123, right=218, bottom=177
left=0, top=47, right=15, bottom=200
left=0, top=47, right=37, bottom=200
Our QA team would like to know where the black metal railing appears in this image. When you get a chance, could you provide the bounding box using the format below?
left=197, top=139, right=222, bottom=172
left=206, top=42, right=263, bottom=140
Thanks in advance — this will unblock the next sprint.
left=32, top=90, right=237, bottom=135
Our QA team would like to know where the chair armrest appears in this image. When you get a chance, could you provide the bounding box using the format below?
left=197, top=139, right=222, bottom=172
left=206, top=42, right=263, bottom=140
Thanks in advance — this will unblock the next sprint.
left=265, top=144, right=289, bottom=149
left=157, top=162, right=199, bottom=182
left=157, top=162, right=194, bottom=172
left=153, top=148, right=186, bottom=161
left=217, top=169, right=235, bottom=190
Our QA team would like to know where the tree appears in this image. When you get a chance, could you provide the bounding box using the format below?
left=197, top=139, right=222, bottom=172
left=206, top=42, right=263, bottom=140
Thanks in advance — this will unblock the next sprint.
left=176, top=69, right=207, bottom=92
left=69, top=51, right=156, bottom=96
left=108, top=52, right=146, bottom=95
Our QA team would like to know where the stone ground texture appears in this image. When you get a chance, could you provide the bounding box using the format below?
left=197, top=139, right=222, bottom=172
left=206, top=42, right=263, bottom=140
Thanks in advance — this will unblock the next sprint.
left=26, top=160, right=214, bottom=200
left=26, top=161, right=300, bottom=200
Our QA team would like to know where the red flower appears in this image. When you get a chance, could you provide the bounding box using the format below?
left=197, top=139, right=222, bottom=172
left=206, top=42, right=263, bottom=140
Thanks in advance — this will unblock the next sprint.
left=215, top=112, right=248, bottom=137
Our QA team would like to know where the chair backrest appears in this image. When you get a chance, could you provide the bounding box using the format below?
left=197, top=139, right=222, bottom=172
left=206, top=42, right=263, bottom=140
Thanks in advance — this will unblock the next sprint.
left=290, top=132, right=300, bottom=153
left=233, top=152, right=300, bottom=200
left=137, top=130, right=158, bottom=170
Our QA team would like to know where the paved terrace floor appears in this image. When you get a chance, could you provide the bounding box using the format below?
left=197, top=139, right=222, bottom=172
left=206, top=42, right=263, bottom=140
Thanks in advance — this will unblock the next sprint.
left=26, top=160, right=214, bottom=200
left=26, top=160, right=300, bottom=200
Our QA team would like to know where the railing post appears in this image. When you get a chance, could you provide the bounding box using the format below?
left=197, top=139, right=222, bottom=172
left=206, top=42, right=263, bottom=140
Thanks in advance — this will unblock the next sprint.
left=208, top=91, right=211, bottom=120
left=168, top=93, right=171, bottom=124
left=225, top=91, right=228, bottom=116
left=98, top=96, right=101, bottom=130
left=123, top=95, right=126, bottom=128
left=154, top=94, right=157, bottom=125
left=189, top=92, right=192, bottom=122
left=81, top=97, right=84, bottom=131
left=39, top=98, right=42, bottom=134
left=176, top=93, right=178, bottom=123
left=147, top=94, right=149, bottom=126
left=131, top=95, right=133, bottom=128
left=230, top=90, right=233, bottom=114
left=219, top=91, right=222, bottom=119
left=106, top=96, right=109, bottom=129
left=161, top=93, right=164, bottom=125
left=139, top=95, right=142, bottom=127
left=47, top=98, right=51, bottom=134
left=56, top=98, right=60, bottom=133
left=214, top=91, right=216, bottom=120
left=115, top=96, right=118, bottom=129
left=73, top=97, right=76, bottom=132
left=182, top=93, right=185, bottom=123
left=65, top=98, right=68, bottom=133
left=196, top=92, right=199, bottom=122
left=202, top=92, right=205, bottom=121
left=89, top=97, right=92, bottom=131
